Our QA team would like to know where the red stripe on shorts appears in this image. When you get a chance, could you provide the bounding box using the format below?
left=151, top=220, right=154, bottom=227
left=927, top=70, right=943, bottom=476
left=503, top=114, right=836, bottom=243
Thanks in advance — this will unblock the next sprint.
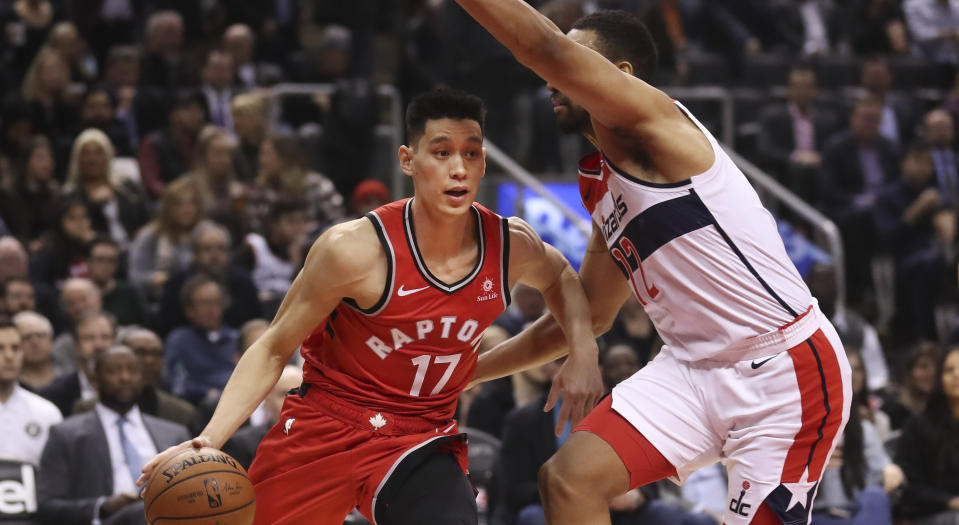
left=780, top=329, right=843, bottom=483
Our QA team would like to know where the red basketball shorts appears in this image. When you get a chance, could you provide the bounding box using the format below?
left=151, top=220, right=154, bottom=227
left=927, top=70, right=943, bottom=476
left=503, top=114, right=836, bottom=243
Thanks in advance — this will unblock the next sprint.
left=247, top=386, right=467, bottom=525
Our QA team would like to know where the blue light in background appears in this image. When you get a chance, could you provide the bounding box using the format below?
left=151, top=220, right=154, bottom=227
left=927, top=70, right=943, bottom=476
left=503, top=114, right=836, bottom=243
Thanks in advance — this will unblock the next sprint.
left=495, top=181, right=591, bottom=270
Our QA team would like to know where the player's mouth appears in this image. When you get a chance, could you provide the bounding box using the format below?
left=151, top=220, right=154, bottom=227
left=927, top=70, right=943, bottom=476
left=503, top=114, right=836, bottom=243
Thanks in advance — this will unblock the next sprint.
left=445, top=189, right=468, bottom=197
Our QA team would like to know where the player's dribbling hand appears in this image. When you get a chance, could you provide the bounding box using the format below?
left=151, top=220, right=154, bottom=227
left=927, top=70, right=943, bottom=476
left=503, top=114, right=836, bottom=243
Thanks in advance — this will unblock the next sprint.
left=543, top=349, right=604, bottom=437
left=136, top=435, right=215, bottom=492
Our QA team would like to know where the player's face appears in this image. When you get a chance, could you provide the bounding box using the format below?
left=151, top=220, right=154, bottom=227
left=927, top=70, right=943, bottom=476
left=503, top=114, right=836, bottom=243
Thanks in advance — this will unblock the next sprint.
left=546, top=28, right=596, bottom=135
left=402, top=118, right=485, bottom=214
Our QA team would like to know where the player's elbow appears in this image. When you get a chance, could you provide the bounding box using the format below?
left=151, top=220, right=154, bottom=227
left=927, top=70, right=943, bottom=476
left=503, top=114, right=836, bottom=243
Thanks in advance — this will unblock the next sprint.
left=591, top=310, right=617, bottom=336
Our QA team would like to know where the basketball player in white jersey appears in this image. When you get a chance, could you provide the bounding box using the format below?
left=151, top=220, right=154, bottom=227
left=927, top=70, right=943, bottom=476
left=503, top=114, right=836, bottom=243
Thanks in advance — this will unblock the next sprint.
left=456, top=3, right=852, bottom=525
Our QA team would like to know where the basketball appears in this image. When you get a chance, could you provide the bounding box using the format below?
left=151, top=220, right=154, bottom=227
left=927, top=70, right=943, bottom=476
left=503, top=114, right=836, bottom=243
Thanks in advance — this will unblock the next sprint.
left=142, top=447, right=256, bottom=525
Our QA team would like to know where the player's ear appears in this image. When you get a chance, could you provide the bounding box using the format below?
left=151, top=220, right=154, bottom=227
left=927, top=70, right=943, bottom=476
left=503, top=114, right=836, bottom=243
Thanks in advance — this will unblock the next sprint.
left=398, top=145, right=414, bottom=176
left=616, top=60, right=634, bottom=76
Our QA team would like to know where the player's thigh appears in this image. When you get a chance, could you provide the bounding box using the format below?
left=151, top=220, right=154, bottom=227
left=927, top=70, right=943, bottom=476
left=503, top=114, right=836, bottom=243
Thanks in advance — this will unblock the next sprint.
left=374, top=451, right=477, bottom=525
left=253, top=463, right=357, bottom=525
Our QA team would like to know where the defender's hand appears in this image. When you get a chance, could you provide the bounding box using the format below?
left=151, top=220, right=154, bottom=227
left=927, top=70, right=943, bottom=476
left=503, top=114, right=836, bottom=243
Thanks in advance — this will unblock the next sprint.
left=543, top=347, right=603, bottom=436
left=136, top=435, right=214, bottom=491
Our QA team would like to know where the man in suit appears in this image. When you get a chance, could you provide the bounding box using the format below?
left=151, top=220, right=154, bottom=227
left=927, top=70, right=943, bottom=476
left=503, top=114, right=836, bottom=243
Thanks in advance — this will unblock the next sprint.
left=923, top=108, right=959, bottom=206
left=756, top=64, right=839, bottom=202
left=40, top=311, right=116, bottom=417
left=37, top=345, right=189, bottom=525
left=72, top=327, right=196, bottom=428
left=820, top=94, right=902, bottom=303
left=223, top=24, right=284, bottom=90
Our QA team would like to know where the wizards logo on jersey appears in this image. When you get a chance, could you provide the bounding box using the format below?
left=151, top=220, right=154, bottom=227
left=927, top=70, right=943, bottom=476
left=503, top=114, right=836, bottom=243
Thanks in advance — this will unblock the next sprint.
left=600, top=193, right=629, bottom=241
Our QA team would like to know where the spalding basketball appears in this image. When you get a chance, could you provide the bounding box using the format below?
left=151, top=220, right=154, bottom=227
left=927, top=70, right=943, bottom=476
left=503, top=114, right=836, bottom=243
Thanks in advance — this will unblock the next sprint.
left=143, top=447, right=256, bottom=525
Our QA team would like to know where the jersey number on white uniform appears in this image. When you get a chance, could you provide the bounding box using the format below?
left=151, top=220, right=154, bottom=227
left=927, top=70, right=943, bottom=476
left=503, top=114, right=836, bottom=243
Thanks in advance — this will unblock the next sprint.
left=610, top=237, right=659, bottom=304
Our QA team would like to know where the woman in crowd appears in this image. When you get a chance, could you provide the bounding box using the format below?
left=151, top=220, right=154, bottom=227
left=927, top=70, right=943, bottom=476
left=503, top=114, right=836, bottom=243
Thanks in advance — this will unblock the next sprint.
left=811, top=349, right=904, bottom=525
left=849, top=348, right=892, bottom=442
left=895, top=347, right=959, bottom=524
left=0, top=135, right=60, bottom=247
left=29, top=193, right=94, bottom=285
left=63, top=128, right=148, bottom=247
left=20, top=47, right=77, bottom=144
left=187, top=125, right=247, bottom=239
left=246, top=133, right=344, bottom=235
left=128, top=177, right=206, bottom=303
left=230, top=92, right=269, bottom=183
left=881, top=342, right=940, bottom=430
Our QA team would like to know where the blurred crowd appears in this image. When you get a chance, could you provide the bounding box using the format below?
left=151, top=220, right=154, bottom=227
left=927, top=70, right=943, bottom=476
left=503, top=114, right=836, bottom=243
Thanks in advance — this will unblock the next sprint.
left=1, top=1, right=959, bottom=525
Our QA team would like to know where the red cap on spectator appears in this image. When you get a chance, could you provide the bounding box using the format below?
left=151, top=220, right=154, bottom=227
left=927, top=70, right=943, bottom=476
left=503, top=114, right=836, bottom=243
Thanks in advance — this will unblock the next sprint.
left=351, top=180, right=391, bottom=213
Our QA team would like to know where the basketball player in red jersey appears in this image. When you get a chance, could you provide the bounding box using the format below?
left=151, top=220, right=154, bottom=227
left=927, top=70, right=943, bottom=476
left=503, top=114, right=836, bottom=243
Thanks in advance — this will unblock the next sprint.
left=457, top=3, right=851, bottom=525
left=136, top=88, right=603, bottom=524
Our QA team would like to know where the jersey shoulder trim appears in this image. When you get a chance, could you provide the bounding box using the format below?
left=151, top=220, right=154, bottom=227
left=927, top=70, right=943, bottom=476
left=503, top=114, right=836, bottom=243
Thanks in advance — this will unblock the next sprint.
left=342, top=211, right=395, bottom=315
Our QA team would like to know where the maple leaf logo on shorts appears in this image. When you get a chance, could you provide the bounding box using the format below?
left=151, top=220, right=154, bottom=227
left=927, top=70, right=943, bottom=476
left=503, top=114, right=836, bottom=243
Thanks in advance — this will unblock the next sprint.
left=370, top=413, right=387, bottom=430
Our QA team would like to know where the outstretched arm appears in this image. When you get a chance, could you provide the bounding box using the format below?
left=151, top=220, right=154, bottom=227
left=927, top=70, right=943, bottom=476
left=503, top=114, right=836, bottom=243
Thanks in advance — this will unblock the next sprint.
left=453, top=0, right=675, bottom=133
left=137, top=219, right=382, bottom=487
left=472, top=223, right=630, bottom=385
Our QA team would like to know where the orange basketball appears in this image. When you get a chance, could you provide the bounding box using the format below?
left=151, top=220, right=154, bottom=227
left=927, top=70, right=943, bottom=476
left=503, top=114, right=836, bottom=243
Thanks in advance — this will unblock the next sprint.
left=143, top=447, right=256, bottom=525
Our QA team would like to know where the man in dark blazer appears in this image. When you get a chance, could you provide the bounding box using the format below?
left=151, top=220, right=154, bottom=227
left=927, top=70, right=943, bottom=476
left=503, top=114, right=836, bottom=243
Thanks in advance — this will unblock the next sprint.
left=756, top=64, right=839, bottom=202
left=819, top=94, right=901, bottom=303
left=37, top=346, right=189, bottom=525
left=40, top=311, right=116, bottom=418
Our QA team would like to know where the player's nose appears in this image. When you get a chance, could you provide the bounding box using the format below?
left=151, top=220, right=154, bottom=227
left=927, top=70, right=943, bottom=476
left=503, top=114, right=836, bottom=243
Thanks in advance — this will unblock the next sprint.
left=449, top=154, right=467, bottom=178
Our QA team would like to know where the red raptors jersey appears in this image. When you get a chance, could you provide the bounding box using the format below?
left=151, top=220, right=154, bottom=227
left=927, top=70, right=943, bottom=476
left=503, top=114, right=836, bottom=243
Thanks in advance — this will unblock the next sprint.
left=301, top=199, right=511, bottom=421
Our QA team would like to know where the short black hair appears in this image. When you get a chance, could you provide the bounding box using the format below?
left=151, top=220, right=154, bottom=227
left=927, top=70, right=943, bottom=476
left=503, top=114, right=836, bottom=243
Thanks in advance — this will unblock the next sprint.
left=571, top=10, right=657, bottom=79
left=0, top=316, right=15, bottom=332
left=180, top=272, right=228, bottom=309
left=90, top=234, right=119, bottom=251
left=405, top=88, right=486, bottom=146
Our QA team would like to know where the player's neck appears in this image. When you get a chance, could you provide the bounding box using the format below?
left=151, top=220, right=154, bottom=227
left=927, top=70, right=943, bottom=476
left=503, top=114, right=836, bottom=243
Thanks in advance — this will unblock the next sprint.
left=409, top=198, right=477, bottom=260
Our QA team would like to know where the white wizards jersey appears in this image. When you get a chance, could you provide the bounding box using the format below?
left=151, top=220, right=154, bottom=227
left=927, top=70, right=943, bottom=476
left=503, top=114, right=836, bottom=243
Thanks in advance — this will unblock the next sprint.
left=578, top=102, right=813, bottom=362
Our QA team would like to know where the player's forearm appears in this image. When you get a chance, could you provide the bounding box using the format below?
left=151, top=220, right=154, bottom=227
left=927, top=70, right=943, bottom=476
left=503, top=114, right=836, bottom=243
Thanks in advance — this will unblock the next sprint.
left=541, top=263, right=600, bottom=362
left=454, top=0, right=562, bottom=65
left=472, top=313, right=569, bottom=385
left=199, top=342, right=288, bottom=448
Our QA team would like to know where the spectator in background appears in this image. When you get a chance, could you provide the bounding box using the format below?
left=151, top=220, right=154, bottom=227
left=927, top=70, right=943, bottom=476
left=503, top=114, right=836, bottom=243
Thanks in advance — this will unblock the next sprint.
left=847, top=349, right=893, bottom=442
left=757, top=64, right=839, bottom=203
left=849, top=0, right=910, bottom=56
left=811, top=371, right=904, bottom=525
left=0, top=135, right=60, bottom=246
left=602, top=295, right=661, bottom=367
left=600, top=343, right=642, bottom=391
left=44, top=21, right=97, bottom=85
left=187, top=126, right=247, bottom=239
left=102, top=45, right=141, bottom=147
left=157, top=222, right=259, bottom=336
left=0, top=317, right=62, bottom=466
left=0, top=235, right=59, bottom=323
left=137, top=90, right=206, bottom=200
left=64, top=0, right=138, bottom=66
left=13, top=310, right=59, bottom=391
left=50, top=277, right=101, bottom=373
left=222, top=365, right=301, bottom=470
left=223, top=24, right=284, bottom=90
left=923, top=109, right=959, bottom=206
left=87, top=236, right=145, bottom=327
left=138, top=11, right=194, bottom=96
left=2, top=277, right=35, bottom=317
left=163, top=274, right=238, bottom=404
left=236, top=199, right=307, bottom=317
left=29, top=195, right=94, bottom=285
left=857, top=57, right=918, bottom=152
left=63, top=129, right=148, bottom=248
left=200, top=50, right=237, bottom=133
left=495, top=283, right=545, bottom=336
left=877, top=143, right=955, bottom=341
left=0, top=101, right=37, bottom=187
left=128, top=177, right=205, bottom=304
left=230, top=92, right=269, bottom=183
left=807, top=262, right=889, bottom=393
left=37, top=345, right=189, bottom=525
left=820, top=94, right=901, bottom=304
left=894, top=347, right=959, bottom=524
left=905, top=0, right=959, bottom=65
left=20, top=47, right=78, bottom=148
left=349, top=179, right=391, bottom=217
left=0, top=0, right=55, bottom=78
left=882, top=342, right=941, bottom=430
left=40, top=310, right=115, bottom=417
left=76, top=87, right=135, bottom=157
left=73, top=327, right=195, bottom=428
left=246, top=134, right=344, bottom=235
